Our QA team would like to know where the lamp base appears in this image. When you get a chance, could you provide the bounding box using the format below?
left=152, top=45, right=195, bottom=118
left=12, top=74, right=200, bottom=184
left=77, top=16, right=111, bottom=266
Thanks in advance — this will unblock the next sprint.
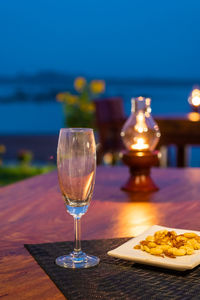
left=121, top=150, right=159, bottom=192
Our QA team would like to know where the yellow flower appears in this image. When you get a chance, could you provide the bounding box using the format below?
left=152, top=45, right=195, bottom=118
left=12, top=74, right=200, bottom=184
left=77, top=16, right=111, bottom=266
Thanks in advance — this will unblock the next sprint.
left=74, top=77, right=86, bottom=92
left=90, top=80, right=105, bottom=94
left=56, top=93, right=66, bottom=102
left=57, top=92, right=78, bottom=104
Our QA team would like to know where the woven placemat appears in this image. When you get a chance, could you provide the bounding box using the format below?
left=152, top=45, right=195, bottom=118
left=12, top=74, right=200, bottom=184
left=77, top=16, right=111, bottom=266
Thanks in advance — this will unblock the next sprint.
left=25, top=238, right=200, bottom=300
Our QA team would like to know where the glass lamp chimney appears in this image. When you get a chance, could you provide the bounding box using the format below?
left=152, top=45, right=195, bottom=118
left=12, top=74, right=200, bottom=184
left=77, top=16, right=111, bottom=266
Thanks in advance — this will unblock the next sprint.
left=121, top=97, right=161, bottom=151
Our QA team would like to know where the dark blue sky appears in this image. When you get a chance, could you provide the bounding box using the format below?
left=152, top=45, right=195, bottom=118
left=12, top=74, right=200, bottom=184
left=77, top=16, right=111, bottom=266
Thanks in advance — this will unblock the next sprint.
left=1, top=0, right=200, bottom=78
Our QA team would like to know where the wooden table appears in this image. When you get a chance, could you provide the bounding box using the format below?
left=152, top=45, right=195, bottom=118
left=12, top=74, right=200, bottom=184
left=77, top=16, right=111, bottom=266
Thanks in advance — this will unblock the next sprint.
left=155, top=113, right=200, bottom=167
left=1, top=166, right=200, bottom=299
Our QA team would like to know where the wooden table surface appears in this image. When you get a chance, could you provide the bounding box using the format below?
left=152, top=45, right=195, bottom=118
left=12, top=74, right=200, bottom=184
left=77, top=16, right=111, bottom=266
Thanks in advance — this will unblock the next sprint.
left=1, top=166, right=200, bottom=299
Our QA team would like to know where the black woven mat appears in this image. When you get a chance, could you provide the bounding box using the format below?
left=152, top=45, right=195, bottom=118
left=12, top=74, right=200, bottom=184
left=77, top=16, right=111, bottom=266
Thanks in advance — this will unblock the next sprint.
left=25, top=238, right=200, bottom=300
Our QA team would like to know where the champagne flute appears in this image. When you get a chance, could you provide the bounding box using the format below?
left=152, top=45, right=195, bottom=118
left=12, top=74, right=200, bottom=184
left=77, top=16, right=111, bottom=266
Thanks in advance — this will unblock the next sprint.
left=56, top=128, right=100, bottom=268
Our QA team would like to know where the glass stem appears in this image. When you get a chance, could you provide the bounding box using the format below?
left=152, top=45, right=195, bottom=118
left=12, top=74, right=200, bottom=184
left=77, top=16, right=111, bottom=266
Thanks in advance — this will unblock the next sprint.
left=74, top=217, right=81, bottom=254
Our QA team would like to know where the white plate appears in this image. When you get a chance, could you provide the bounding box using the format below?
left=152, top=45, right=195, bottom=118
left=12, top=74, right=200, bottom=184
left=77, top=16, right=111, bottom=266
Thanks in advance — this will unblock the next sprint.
left=107, top=225, right=200, bottom=271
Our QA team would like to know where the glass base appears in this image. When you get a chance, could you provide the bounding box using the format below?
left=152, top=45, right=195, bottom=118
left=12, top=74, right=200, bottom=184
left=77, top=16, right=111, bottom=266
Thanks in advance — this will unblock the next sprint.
left=55, top=251, right=100, bottom=269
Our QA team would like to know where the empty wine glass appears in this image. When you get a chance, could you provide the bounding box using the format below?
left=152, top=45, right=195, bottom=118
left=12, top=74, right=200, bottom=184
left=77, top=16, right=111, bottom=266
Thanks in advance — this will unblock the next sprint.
left=56, top=128, right=100, bottom=268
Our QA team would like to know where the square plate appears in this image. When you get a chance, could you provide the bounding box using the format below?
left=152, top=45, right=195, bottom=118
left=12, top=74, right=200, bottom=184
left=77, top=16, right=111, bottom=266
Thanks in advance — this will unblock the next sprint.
left=108, top=225, right=200, bottom=271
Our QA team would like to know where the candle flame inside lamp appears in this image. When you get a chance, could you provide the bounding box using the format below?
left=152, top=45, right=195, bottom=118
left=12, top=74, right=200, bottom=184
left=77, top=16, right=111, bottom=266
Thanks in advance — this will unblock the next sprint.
left=120, top=97, right=161, bottom=193
left=131, top=138, right=149, bottom=150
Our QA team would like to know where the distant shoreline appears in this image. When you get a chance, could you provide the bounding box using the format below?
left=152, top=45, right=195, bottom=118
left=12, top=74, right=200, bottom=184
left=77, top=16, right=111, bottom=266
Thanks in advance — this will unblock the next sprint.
left=0, top=71, right=199, bottom=87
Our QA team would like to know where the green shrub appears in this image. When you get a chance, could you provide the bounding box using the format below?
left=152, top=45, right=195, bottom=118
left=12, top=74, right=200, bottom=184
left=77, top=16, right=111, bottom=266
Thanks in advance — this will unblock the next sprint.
left=0, top=164, right=56, bottom=186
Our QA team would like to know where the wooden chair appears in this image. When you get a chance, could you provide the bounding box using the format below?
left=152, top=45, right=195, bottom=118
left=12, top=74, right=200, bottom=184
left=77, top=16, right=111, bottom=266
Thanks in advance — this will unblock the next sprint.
left=94, top=97, right=126, bottom=164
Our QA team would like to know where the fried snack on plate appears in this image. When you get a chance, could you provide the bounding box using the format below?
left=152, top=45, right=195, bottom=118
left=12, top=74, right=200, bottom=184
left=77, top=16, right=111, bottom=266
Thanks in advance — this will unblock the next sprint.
left=134, top=230, right=200, bottom=258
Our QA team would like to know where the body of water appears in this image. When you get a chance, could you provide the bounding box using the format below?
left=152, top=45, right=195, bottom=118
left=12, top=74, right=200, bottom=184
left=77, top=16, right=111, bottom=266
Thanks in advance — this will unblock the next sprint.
left=0, top=81, right=194, bottom=134
left=0, top=101, right=64, bottom=134
left=0, top=81, right=199, bottom=166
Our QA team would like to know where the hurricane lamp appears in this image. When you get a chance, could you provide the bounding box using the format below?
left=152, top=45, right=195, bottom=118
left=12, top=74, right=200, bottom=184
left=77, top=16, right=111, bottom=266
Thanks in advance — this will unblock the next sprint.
left=121, top=97, right=161, bottom=192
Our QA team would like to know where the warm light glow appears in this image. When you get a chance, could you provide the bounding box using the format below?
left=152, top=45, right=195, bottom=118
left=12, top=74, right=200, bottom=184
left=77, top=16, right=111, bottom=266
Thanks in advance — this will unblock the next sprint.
left=131, top=137, right=149, bottom=150
left=192, top=89, right=200, bottom=97
left=103, top=152, right=113, bottom=165
left=135, top=151, right=145, bottom=157
left=191, top=96, right=200, bottom=106
left=115, top=203, right=159, bottom=237
left=83, top=171, right=95, bottom=199
left=187, top=112, right=200, bottom=122
left=188, top=88, right=200, bottom=107
left=146, top=98, right=151, bottom=106
left=134, top=112, right=148, bottom=133
left=138, top=96, right=144, bottom=101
